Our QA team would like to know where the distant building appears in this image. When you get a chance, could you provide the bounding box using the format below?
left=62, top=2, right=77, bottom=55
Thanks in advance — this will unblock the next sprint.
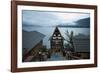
left=50, top=27, right=64, bottom=52
left=73, top=34, right=90, bottom=59
left=22, top=30, right=45, bottom=62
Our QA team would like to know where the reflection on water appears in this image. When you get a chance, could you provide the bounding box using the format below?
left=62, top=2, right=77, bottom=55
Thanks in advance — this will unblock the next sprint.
left=23, top=27, right=90, bottom=49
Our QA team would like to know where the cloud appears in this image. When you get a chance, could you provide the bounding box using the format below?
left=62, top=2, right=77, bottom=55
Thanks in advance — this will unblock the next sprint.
left=22, top=10, right=90, bottom=27
left=22, top=10, right=62, bottom=26
left=57, top=17, right=90, bottom=28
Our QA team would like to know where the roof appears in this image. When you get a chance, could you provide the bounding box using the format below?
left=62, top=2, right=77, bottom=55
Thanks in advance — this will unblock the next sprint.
left=74, top=41, right=90, bottom=52
left=73, top=34, right=90, bottom=52
left=22, top=30, right=45, bottom=53
left=49, top=27, right=64, bottom=40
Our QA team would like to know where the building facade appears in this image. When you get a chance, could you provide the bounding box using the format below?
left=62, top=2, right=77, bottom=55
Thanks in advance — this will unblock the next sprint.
left=22, top=30, right=45, bottom=62
left=73, top=34, right=90, bottom=59
left=50, top=27, right=64, bottom=52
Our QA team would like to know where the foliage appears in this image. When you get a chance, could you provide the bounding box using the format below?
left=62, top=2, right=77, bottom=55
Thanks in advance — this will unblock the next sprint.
left=65, top=30, right=75, bottom=52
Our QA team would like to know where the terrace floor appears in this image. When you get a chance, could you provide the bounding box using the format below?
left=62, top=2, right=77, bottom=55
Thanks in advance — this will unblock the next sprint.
left=47, top=52, right=67, bottom=61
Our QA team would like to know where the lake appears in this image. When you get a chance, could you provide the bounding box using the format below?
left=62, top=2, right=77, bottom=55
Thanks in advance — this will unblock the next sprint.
left=23, top=26, right=90, bottom=49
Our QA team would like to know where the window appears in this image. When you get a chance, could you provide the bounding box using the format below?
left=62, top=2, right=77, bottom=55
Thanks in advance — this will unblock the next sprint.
left=53, top=37, right=56, bottom=39
left=58, top=34, right=60, bottom=36
left=54, top=34, right=56, bottom=36
left=58, top=37, right=61, bottom=39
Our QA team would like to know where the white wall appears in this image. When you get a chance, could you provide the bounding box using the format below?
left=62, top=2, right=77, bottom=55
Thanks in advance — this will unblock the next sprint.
left=0, top=0, right=99, bottom=73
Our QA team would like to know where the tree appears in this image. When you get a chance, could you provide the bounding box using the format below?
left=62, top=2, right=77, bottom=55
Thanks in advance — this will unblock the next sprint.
left=65, top=30, right=75, bottom=52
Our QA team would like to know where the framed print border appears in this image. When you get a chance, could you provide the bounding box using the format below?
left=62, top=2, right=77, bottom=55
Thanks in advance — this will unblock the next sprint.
left=11, top=1, right=97, bottom=72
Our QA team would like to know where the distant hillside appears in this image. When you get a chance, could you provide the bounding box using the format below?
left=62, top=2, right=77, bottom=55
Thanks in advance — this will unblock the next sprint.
left=57, top=17, right=90, bottom=28
left=75, top=17, right=90, bottom=28
left=22, top=22, right=42, bottom=27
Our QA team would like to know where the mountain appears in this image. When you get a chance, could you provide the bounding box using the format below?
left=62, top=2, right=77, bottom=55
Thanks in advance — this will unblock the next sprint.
left=22, top=22, right=42, bottom=27
left=57, top=17, right=90, bottom=28
left=75, top=17, right=90, bottom=28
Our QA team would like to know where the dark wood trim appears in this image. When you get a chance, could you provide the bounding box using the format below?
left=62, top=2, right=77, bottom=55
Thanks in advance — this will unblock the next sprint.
left=13, top=64, right=97, bottom=72
left=11, top=1, right=97, bottom=72
left=15, top=1, right=97, bottom=9
left=94, top=6, right=97, bottom=67
left=11, top=1, right=17, bottom=72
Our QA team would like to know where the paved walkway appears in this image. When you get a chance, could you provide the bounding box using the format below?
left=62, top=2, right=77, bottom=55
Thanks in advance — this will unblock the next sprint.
left=47, top=52, right=67, bottom=61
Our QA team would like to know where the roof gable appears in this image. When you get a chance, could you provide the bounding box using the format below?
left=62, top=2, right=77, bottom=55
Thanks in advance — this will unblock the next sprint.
left=22, top=30, right=45, bottom=52
left=50, top=27, right=64, bottom=40
left=73, top=34, right=90, bottom=52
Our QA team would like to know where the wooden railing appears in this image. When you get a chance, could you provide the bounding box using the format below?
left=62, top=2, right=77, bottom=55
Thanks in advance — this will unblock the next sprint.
left=66, top=52, right=81, bottom=60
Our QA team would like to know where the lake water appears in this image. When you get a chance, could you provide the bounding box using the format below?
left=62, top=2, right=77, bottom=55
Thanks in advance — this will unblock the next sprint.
left=23, top=26, right=90, bottom=49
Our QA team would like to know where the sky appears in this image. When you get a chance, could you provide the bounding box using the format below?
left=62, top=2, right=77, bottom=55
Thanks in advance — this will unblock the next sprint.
left=22, top=10, right=90, bottom=48
left=22, top=10, right=90, bottom=27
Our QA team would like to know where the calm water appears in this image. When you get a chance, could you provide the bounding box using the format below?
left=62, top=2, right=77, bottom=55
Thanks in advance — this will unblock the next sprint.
left=23, top=27, right=90, bottom=49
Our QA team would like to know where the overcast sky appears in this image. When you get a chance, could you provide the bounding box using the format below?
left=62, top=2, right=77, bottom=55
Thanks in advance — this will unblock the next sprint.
left=22, top=10, right=90, bottom=48
left=22, top=10, right=90, bottom=27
